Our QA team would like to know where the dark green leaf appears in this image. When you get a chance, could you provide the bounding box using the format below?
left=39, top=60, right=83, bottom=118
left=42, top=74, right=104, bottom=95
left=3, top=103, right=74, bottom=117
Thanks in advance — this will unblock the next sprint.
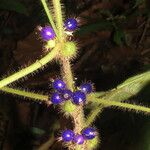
left=31, top=127, right=45, bottom=135
left=113, top=29, right=126, bottom=45
left=76, top=20, right=113, bottom=36
left=0, top=0, right=28, bottom=15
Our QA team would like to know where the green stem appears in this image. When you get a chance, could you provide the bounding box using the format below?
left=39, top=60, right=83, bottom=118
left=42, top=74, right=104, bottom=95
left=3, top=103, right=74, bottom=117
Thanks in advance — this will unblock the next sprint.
left=0, top=46, right=58, bottom=88
left=85, top=106, right=103, bottom=127
left=52, top=0, right=64, bottom=39
left=41, top=0, right=58, bottom=37
left=61, top=58, right=74, bottom=91
left=1, top=86, right=48, bottom=101
left=90, top=97, right=150, bottom=114
left=86, top=96, right=150, bottom=126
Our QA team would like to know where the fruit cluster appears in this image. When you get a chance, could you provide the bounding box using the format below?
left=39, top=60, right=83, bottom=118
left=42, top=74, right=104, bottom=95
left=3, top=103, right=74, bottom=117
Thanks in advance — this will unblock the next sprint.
left=61, top=127, right=97, bottom=145
left=40, top=18, right=77, bottom=41
left=50, top=79, right=93, bottom=105
left=39, top=18, right=78, bottom=57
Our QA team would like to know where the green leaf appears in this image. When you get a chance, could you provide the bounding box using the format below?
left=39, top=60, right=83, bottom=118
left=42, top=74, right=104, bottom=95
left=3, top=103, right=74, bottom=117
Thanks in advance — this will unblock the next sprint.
left=103, top=71, right=150, bottom=102
left=76, top=20, right=113, bottom=36
left=31, top=127, right=45, bottom=136
left=0, top=0, right=28, bottom=15
left=88, top=71, right=150, bottom=103
left=113, top=29, right=126, bottom=45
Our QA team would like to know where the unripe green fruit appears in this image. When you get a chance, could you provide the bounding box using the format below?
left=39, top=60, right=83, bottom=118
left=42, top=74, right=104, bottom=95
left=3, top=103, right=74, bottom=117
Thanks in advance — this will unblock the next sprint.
left=87, top=136, right=99, bottom=149
left=63, top=100, right=76, bottom=113
left=62, top=42, right=77, bottom=58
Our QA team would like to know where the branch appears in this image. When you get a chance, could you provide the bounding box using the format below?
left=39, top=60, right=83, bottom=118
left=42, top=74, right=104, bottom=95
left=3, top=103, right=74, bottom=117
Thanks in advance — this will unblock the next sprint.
left=1, top=86, right=48, bottom=101
left=52, top=0, right=64, bottom=39
left=86, top=71, right=150, bottom=126
left=85, top=105, right=103, bottom=127
left=0, top=46, right=58, bottom=88
left=41, top=0, right=58, bottom=37
left=91, top=98, right=150, bottom=114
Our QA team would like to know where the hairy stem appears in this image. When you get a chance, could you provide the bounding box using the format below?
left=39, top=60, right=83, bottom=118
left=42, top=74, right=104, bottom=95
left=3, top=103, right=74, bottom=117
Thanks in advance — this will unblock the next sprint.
left=52, top=1, right=86, bottom=149
left=52, top=0, right=64, bottom=39
left=85, top=106, right=103, bottom=127
left=0, top=46, right=58, bottom=88
left=89, top=96, right=150, bottom=114
left=61, top=58, right=75, bottom=91
left=86, top=97, right=150, bottom=126
left=41, top=0, right=58, bottom=37
left=1, top=86, right=48, bottom=101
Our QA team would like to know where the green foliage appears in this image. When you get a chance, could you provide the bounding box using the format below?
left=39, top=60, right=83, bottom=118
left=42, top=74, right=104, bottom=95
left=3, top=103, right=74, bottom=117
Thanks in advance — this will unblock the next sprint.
left=76, top=20, right=113, bottom=36
left=0, top=0, right=28, bottom=15
left=103, top=71, right=150, bottom=102
left=113, top=28, right=126, bottom=45
left=31, top=127, right=45, bottom=136
left=140, top=122, right=150, bottom=150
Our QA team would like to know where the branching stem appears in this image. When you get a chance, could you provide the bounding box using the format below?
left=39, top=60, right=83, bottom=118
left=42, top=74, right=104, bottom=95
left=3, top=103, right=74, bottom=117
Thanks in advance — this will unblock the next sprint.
left=86, top=96, right=150, bottom=126
left=0, top=46, right=58, bottom=88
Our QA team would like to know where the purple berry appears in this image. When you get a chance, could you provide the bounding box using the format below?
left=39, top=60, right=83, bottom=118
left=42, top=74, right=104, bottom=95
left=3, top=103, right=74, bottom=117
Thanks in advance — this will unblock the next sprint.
left=80, top=83, right=93, bottom=94
left=82, top=127, right=96, bottom=140
left=64, top=18, right=77, bottom=31
left=52, top=79, right=66, bottom=92
left=40, top=26, right=55, bottom=41
left=51, top=92, right=63, bottom=104
left=62, top=129, right=74, bottom=142
left=72, top=91, right=86, bottom=105
left=73, top=135, right=84, bottom=145
left=62, top=89, right=73, bottom=100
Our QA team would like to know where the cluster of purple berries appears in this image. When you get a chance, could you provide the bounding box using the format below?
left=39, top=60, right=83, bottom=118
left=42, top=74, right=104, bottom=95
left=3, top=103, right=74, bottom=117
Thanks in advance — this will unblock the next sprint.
left=50, top=79, right=93, bottom=105
left=40, top=18, right=77, bottom=41
left=61, top=127, right=97, bottom=145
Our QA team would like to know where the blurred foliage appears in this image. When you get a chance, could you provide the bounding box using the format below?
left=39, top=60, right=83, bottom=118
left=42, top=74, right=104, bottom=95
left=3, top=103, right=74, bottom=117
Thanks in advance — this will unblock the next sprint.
left=0, top=0, right=28, bottom=15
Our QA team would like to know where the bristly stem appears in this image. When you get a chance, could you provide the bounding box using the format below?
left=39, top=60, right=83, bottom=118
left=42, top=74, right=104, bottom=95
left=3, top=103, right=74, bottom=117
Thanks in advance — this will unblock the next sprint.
left=87, top=97, right=150, bottom=125
left=41, top=0, right=58, bottom=37
left=52, top=0, right=86, bottom=149
left=0, top=46, right=58, bottom=88
left=52, top=0, right=64, bottom=40
left=95, top=98, right=150, bottom=114
left=1, top=86, right=48, bottom=101
left=85, top=106, right=103, bottom=127
left=61, top=58, right=75, bottom=91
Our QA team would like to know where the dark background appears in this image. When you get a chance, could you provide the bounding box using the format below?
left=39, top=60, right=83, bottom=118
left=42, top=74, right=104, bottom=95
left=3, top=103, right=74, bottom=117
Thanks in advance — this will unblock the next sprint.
left=0, top=0, right=149, bottom=149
